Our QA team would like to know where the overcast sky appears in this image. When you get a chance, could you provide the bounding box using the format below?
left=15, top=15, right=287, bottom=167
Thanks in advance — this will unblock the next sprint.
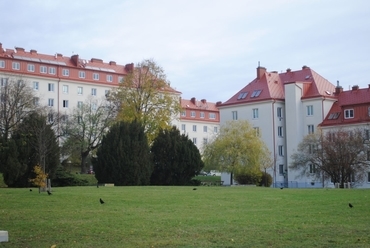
left=2, top=0, right=369, bottom=103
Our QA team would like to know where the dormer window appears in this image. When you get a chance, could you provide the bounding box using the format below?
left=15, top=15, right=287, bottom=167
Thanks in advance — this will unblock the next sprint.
left=251, top=90, right=262, bottom=98
left=344, top=109, right=354, bottom=119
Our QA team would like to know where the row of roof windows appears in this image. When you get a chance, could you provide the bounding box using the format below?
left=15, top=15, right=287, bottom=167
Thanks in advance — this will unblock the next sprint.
left=0, top=60, right=124, bottom=83
left=237, top=89, right=262, bottom=100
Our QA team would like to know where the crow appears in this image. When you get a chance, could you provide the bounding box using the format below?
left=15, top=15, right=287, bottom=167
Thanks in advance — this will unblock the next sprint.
left=29, top=189, right=32, bottom=192
left=193, top=188, right=197, bottom=190
left=349, top=203, right=353, bottom=208
left=100, top=198, right=105, bottom=204
left=47, top=190, right=52, bottom=195
left=280, top=187, right=283, bottom=190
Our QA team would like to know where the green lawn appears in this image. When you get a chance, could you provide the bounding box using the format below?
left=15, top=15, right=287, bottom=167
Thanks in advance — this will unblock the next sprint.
left=0, top=186, right=369, bottom=247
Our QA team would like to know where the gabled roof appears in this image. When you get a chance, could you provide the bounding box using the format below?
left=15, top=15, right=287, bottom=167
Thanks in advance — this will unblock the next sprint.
left=181, top=98, right=219, bottom=112
left=320, top=86, right=370, bottom=127
left=220, top=66, right=336, bottom=107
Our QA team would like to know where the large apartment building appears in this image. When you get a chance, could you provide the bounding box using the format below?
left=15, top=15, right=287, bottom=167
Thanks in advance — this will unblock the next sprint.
left=177, top=97, right=220, bottom=152
left=0, top=43, right=219, bottom=153
left=218, top=65, right=370, bottom=188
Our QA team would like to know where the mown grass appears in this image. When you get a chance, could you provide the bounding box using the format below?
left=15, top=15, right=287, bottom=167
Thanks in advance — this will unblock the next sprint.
left=0, top=186, right=369, bottom=248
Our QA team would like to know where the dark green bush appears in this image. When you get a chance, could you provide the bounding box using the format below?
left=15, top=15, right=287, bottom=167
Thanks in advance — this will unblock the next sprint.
left=234, top=171, right=261, bottom=185
left=259, top=171, right=273, bottom=187
left=52, top=166, right=89, bottom=187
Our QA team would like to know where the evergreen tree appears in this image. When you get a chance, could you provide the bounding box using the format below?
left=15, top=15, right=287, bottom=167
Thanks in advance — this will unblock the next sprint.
left=93, top=121, right=152, bottom=186
left=1, top=112, right=59, bottom=187
left=150, top=126, right=204, bottom=185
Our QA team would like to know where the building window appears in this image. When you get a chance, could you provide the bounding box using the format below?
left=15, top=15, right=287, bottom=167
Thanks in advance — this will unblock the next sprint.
left=232, top=111, right=238, bottom=120
left=27, top=64, right=35, bottom=72
left=48, top=83, right=54, bottom=92
left=62, top=85, right=69, bottom=94
left=278, top=126, right=283, bottom=137
left=33, top=81, right=39, bottom=90
left=200, top=112, right=205, bottom=118
left=309, top=163, right=316, bottom=173
left=278, top=145, right=284, bottom=156
left=33, top=97, right=39, bottom=106
left=307, top=105, right=313, bottom=116
left=79, top=71, right=85, bottom=78
left=48, top=98, right=54, bottom=107
left=12, top=62, right=20, bottom=70
left=209, top=113, right=216, bottom=119
left=40, top=66, right=47, bottom=74
left=49, top=67, right=56, bottom=75
left=203, top=138, right=208, bottom=145
left=254, top=127, right=260, bottom=136
left=253, top=108, right=259, bottom=119
left=214, top=126, right=218, bottom=133
left=181, top=124, right=186, bottom=131
left=0, top=78, right=8, bottom=87
left=93, top=73, right=99, bottom=80
left=368, top=172, right=370, bottom=183
left=192, top=138, right=197, bottom=145
left=308, top=125, right=314, bottom=134
left=190, top=111, right=195, bottom=117
left=48, top=113, right=54, bottom=123
left=91, top=102, right=97, bottom=110
left=344, top=109, right=354, bottom=119
left=279, top=164, right=284, bottom=175
left=62, top=69, right=69, bottom=76
left=181, top=111, right=186, bottom=117
left=77, top=86, right=83, bottom=95
left=91, top=88, right=97, bottom=96
left=203, top=126, right=207, bottom=132
left=77, top=101, right=83, bottom=108
left=277, top=107, right=282, bottom=119
left=367, top=150, right=370, bottom=161
left=105, top=90, right=110, bottom=97
left=0, top=60, right=5, bottom=68
left=193, top=125, right=197, bottom=132
left=63, top=100, right=69, bottom=108
left=107, top=75, right=113, bottom=82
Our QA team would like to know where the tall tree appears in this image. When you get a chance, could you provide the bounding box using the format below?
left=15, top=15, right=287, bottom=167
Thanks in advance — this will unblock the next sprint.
left=110, top=59, right=181, bottom=143
left=2, top=112, right=59, bottom=187
left=290, top=128, right=369, bottom=188
left=150, top=126, right=204, bottom=185
left=93, top=121, right=152, bottom=186
left=0, top=75, right=37, bottom=141
left=61, top=96, right=117, bottom=173
left=202, top=120, right=271, bottom=184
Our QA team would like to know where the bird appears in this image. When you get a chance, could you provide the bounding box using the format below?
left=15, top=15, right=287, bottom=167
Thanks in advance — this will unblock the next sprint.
left=29, top=189, right=32, bottom=192
left=100, top=198, right=105, bottom=204
left=280, top=187, right=283, bottom=190
left=193, top=188, right=197, bottom=190
left=349, top=203, right=353, bottom=208
left=47, top=190, right=52, bottom=195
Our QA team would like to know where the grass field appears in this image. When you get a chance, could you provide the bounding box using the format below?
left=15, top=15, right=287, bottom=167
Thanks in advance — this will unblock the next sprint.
left=1, top=186, right=369, bottom=248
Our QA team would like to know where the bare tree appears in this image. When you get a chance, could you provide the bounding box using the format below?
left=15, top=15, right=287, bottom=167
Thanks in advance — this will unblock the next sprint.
left=290, top=128, right=370, bottom=188
left=60, top=96, right=117, bottom=173
left=0, top=75, right=38, bottom=141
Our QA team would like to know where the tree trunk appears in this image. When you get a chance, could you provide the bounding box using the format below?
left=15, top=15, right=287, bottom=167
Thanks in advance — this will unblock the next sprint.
left=80, top=150, right=89, bottom=174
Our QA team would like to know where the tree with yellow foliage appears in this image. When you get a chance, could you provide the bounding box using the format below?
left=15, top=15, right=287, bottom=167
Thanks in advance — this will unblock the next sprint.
left=29, top=165, right=48, bottom=193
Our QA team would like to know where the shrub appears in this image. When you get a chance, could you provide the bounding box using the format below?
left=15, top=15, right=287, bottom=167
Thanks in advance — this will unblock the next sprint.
left=234, top=171, right=262, bottom=185
left=51, top=166, right=88, bottom=187
left=259, top=171, right=273, bottom=187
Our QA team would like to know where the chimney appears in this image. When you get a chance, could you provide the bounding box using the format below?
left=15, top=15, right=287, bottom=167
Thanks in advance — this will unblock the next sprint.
left=256, top=66, right=266, bottom=79
left=216, top=101, right=222, bottom=106
left=91, top=58, right=103, bottom=63
left=30, top=49, right=37, bottom=54
left=125, top=63, right=134, bottom=73
left=352, top=85, right=359, bottom=91
left=56, top=53, right=63, bottom=57
left=15, top=47, right=25, bottom=53
left=286, top=68, right=291, bottom=72
left=109, top=61, right=116, bottom=65
left=302, top=65, right=309, bottom=70
left=191, top=97, right=196, bottom=104
left=71, top=54, right=79, bottom=66
left=201, top=99, right=206, bottom=104
left=0, top=43, right=2, bottom=53
left=368, top=84, right=370, bottom=89
left=335, top=80, right=343, bottom=94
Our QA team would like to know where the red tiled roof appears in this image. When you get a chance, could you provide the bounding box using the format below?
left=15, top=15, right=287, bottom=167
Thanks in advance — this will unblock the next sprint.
left=221, top=66, right=336, bottom=106
left=320, top=86, right=370, bottom=127
left=181, top=98, right=219, bottom=112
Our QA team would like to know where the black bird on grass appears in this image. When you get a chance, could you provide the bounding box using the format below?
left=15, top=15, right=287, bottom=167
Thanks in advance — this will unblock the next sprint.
left=29, top=189, right=32, bottom=192
left=100, top=198, right=105, bottom=204
left=193, top=188, right=197, bottom=190
left=349, top=203, right=353, bottom=208
left=280, top=187, right=283, bottom=190
left=47, top=190, right=52, bottom=195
